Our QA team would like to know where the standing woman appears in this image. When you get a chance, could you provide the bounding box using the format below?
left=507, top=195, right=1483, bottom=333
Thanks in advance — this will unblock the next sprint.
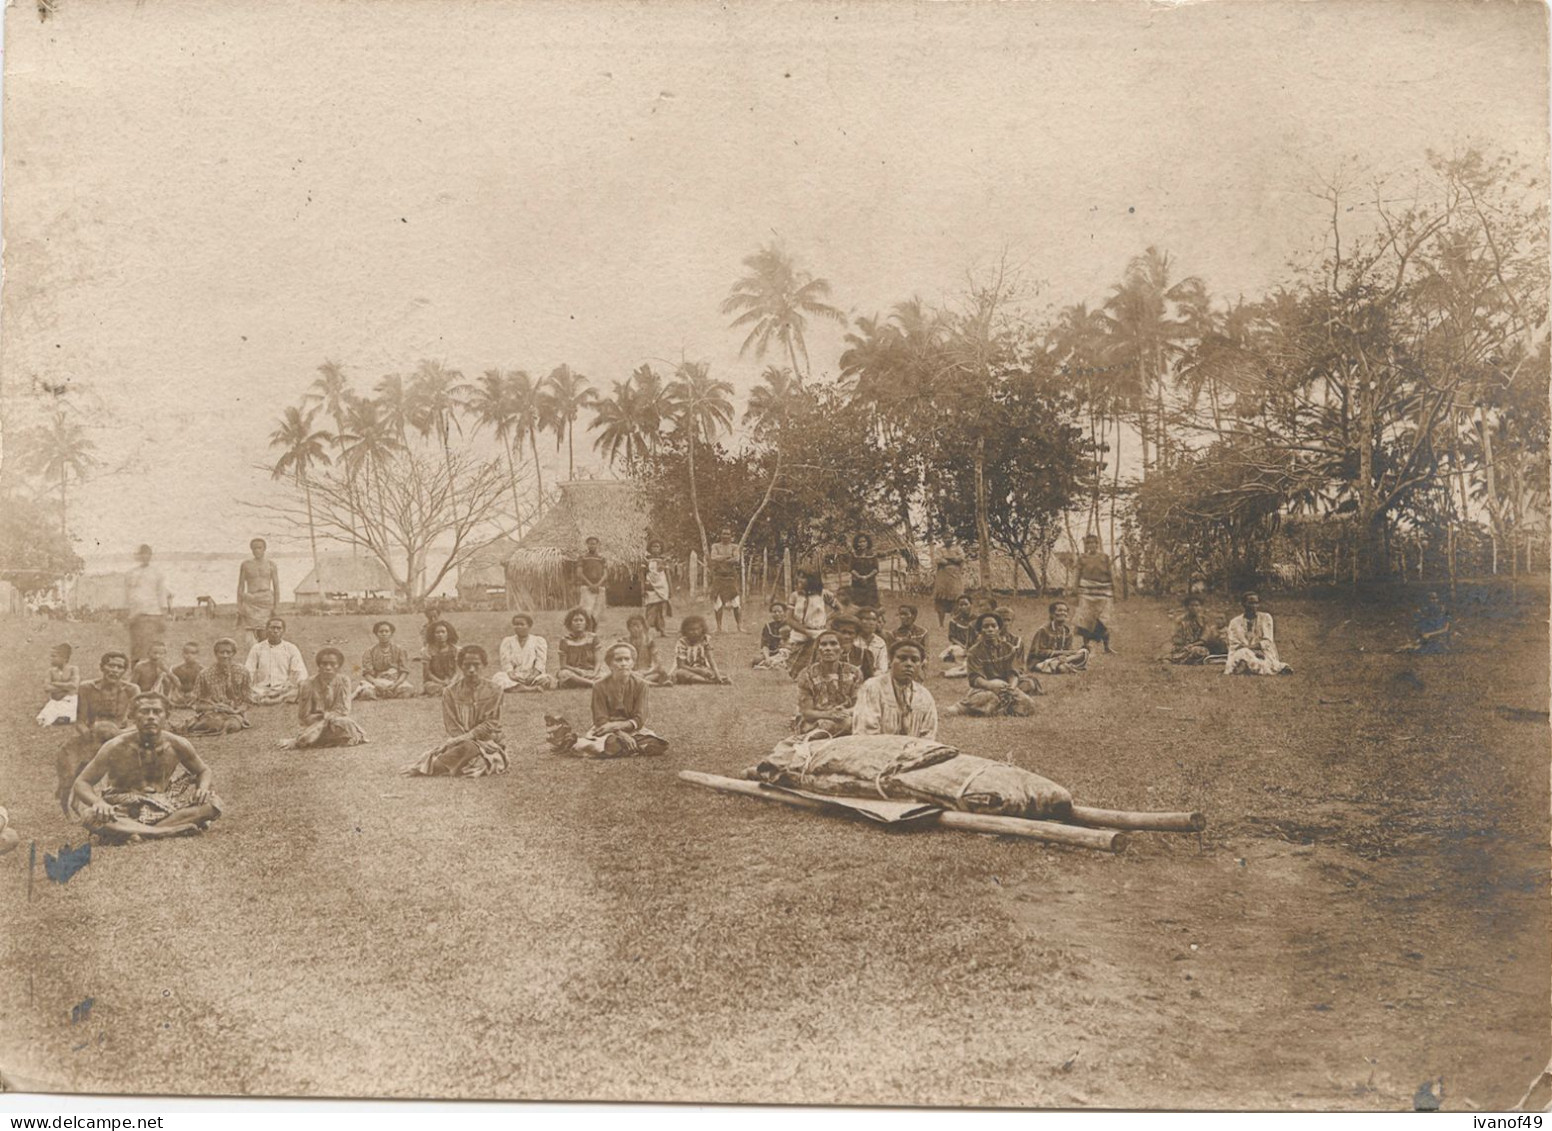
left=642, top=538, right=673, bottom=638
left=402, top=645, right=508, bottom=777
left=236, top=538, right=281, bottom=642
left=846, top=533, right=880, bottom=610
left=783, top=569, right=834, bottom=679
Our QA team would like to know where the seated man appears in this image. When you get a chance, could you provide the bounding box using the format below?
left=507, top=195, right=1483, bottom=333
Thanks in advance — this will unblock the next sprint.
left=180, top=637, right=252, bottom=736
left=71, top=692, right=223, bottom=843
left=1401, top=591, right=1451, bottom=654
left=490, top=613, right=554, bottom=692
left=168, top=641, right=204, bottom=708
left=1224, top=591, right=1292, bottom=676
left=245, top=617, right=308, bottom=705
left=1164, top=594, right=1225, bottom=664
left=852, top=639, right=938, bottom=739
left=53, top=651, right=139, bottom=814
left=854, top=608, right=890, bottom=678
left=950, top=611, right=1041, bottom=717
left=1027, top=601, right=1090, bottom=674
left=130, top=641, right=177, bottom=697
left=889, top=604, right=929, bottom=658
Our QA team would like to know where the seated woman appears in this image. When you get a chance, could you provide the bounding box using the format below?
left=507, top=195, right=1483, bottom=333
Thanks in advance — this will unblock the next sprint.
left=554, top=607, right=604, bottom=689
left=792, top=628, right=865, bottom=739
left=784, top=570, right=836, bottom=679
left=355, top=621, right=417, bottom=700
left=1163, top=594, right=1225, bottom=664
left=1027, top=601, right=1090, bottom=674
left=402, top=645, right=509, bottom=777
left=420, top=620, right=460, bottom=695
left=752, top=600, right=792, bottom=669
left=283, top=647, right=368, bottom=750
left=940, top=594, right=976, bottom=676
left=950, top=611, right=1042, bottom=717
left=672, top=615, right=731, bottom=685
left=554, top=642, right=670, bottom=758
left=625, top=615, right=673, bottom=687
left=178, top=638, right=252, bottom=736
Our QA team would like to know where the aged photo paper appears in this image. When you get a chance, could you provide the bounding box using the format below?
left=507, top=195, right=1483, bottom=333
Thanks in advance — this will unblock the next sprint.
left=2, top=0, right=1548, bottom=1112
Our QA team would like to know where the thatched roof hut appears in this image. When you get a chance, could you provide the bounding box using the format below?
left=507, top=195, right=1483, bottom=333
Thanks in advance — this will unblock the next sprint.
left=504, top=480, right=652, bottom=610
left=458, top=534, right=520, bottom=609
left=294, top=554, right=397, bottom=606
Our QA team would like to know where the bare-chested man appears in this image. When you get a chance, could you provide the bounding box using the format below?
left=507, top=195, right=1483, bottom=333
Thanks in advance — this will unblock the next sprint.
left=72, top=692, right=223, bottom=842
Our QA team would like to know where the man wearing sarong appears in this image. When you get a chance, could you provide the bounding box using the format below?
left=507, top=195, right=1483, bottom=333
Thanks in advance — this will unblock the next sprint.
left=1164, top=594, right=1225, bottom=664
left=708, top=527, right=743, bottom=633
left=853, top=639, right=938, bottom=739
left=53, top=651, right=138, bottom=813
left=951, top=612, right=1041, bottom=717
left=284, top=648, right=368, bottom=749
left=355, top=621, right=416, bottom=700
left=402, top=646, right=508, bottom=777
left=180, top=638, right=252, bottom=735
left=1224, top=591, right=1292, bottom=676
left=490, top=613, right=554, bottom=691
left=1073, top=534, right=1116, bottom=654
left=245, top=617, right=308, bottom=705
left=124, top=544, right=169, bottom=663
left=236, top=538, right=281, bottom=640
left=72, top=692, right=222, bottom=842
left=1028, top=601, right=1090, bottom=674
left=576, top=536, right=608, bottom=624
left=932, top=543, right=965, bottom=628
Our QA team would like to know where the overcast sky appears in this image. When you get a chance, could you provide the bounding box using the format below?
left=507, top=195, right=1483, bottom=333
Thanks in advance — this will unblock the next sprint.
left=4, top=0, right=1546, bottom=562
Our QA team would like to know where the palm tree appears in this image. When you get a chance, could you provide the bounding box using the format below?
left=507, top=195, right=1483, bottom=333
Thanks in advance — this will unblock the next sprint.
left=589, top=379, right=648, bottom=471
left=666, top=360, right=735, bottom=564
left=1051, top=301, right=1114, bottom=532
left=408, top=359, right=465, bottom=479
left=742, top=365, right=802, bottom=438
left=305, top=359, right=353, bottom=435
left=268, top=405, right=335, bottom=580
left=373, top=372, right=414, bottom=445
left=720, top=242, right=845, bottom=382
left=22, top=408, right=98, bottom=538
left=340, top=392, right=404, bottom=524
left=540, top=364, right=598, bottom=480
left=627, top=364, right=672, bottom=449
left=505, top=369, right=551, bottom=501
left=459, top=369, right=528, bottom=523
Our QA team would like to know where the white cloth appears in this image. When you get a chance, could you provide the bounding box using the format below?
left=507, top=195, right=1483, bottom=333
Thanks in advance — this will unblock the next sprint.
left=497, top=633, right=548, bottom=682
left=124, top=565, right=168, bottom=618
left=858, top=634, right=889, bottom=677
left=245, top=639, right=308, bottom=692
left=788, top=592, right=829, bottom=644
left=1224, top=612, right=1289, bottom=675
left=852, top=673, right=938, bottom=739
left=37, top=695, right=78, bottom=726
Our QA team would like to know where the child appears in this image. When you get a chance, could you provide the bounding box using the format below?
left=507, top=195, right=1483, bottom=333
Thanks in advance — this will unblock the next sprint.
left=131, top=641, right=176, bottom=698
left=356, top=620, right=416, bottom=700
left=283, top=647, right=368, bottom=749
left=36, top=643, right=79, bottom=727
left=672, top=615, right=731, bottom=685
left=854, top=607, right=889, bottom=677
left=941, top=594, right=976, bottom=676
left=890, top=604, right=929, bottom=658
left=556, top=642, right=669, bottom=758
left=169, top=642, right=204, bottom=708
left=753, top=600, right=792, bottom=669
left=643, top=540, right=673, bottom=637
left=626, top=615, right=673, bottom=687
left=555, top=607, right=604, bottom=688
left=420, top=620, right=461, bottom=695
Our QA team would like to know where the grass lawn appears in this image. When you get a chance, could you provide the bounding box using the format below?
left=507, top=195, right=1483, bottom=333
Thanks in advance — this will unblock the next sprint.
left=1, top=586, right=1547, bottom=1109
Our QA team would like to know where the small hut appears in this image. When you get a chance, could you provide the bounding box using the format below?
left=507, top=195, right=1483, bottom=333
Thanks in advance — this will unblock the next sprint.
left=458, top=535, right=520, bottom=609
left=293, top=554, right=397, bottom=610
left=504, top=481, right=651, bottom=611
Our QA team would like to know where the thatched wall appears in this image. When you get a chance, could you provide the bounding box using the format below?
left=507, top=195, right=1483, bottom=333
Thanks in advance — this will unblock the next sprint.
left=504, top=481, right=652, bottom=610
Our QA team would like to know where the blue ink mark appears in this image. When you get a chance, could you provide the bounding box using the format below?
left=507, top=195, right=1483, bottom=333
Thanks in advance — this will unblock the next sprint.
left=71, top=997, right=95, bottom=1025
left=45, top=842, right=91, bottom=884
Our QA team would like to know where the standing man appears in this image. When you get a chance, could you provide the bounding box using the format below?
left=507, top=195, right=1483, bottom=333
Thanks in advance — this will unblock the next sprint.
left=245, top=617, right=309, bottom=705
left=1073, top=534, right=1116, bottom=655
left=124, top=544, right=168, bottom=663
left=576, top=536, right=608, bottom=626
left=236, top=538, right=281, bottom=641
left=708, top=527, right=743, bottom=633
left=932, top=543, right=966, bottom=628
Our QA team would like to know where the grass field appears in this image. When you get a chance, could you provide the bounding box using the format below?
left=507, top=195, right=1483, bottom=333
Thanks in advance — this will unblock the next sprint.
left=1, top=586, right=1547, bottom=1109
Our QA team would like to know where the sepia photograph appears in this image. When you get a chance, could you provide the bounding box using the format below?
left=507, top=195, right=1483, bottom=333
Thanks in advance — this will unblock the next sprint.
left=1, top=0, right=1548, bottom=1113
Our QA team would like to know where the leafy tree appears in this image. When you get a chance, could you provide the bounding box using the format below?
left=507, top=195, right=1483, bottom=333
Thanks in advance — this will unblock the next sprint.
left=0, top=487, right=84, bottom=591
left=540, top=364, right=597, bottom=480
left=665, top=360, right=734, bottom=563
left=458, top=369, right=530, bottom=524
left=267, top=405, right=334, bottom=580
left=720, top=242, right=845, bottom=382
left=20, top=407, right=98, bottom=539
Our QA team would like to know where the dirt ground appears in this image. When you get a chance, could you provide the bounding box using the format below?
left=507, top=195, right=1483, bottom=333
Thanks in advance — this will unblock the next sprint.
left=1, top=585, right=1547, bottom=1109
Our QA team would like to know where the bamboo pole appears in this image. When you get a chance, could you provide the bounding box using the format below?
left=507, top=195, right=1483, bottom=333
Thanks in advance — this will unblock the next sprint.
left=678, top=772, right=1127, bottom=852
left=1067, top=805, right=1205, bottom=833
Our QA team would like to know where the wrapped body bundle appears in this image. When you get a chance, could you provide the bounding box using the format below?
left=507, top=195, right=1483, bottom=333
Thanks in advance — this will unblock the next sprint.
left=750, top=734, right=1073, bottom=820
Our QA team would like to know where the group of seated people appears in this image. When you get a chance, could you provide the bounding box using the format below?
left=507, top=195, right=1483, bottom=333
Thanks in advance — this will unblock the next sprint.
left=1161, top=590, right=1294, bottom=676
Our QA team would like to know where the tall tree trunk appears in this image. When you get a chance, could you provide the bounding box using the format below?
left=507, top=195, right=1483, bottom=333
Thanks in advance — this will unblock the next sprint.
left=975, top=434, right=992, bottom=591
left=504, top=437, right=524, bottom=528
left=1108, top=412, right=1122, bottom=553
left=687, top=431, right=709, bottom=568
left=59, top=474, right=68, bottom=538
left=567, top=423, right=575, bottom=480
left=528, top=425, right=546, bottom=500
left=301, top=473, right=321, bottom=582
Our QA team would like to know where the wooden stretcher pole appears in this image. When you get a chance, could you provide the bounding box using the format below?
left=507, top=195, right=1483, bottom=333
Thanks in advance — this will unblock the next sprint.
left=678, top=772, right=1127, bottom=853
left=1067, top=805, right=1206, bottom=833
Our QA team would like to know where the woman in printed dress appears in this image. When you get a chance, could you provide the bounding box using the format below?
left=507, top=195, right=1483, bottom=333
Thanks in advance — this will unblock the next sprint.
left=671, top=615, right=731, bottom=685
left=355, top=621, right=417, bottom=700
left=792, top=629, right=865, bottom=739
left=950, top=611, right=1042, bottom=717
